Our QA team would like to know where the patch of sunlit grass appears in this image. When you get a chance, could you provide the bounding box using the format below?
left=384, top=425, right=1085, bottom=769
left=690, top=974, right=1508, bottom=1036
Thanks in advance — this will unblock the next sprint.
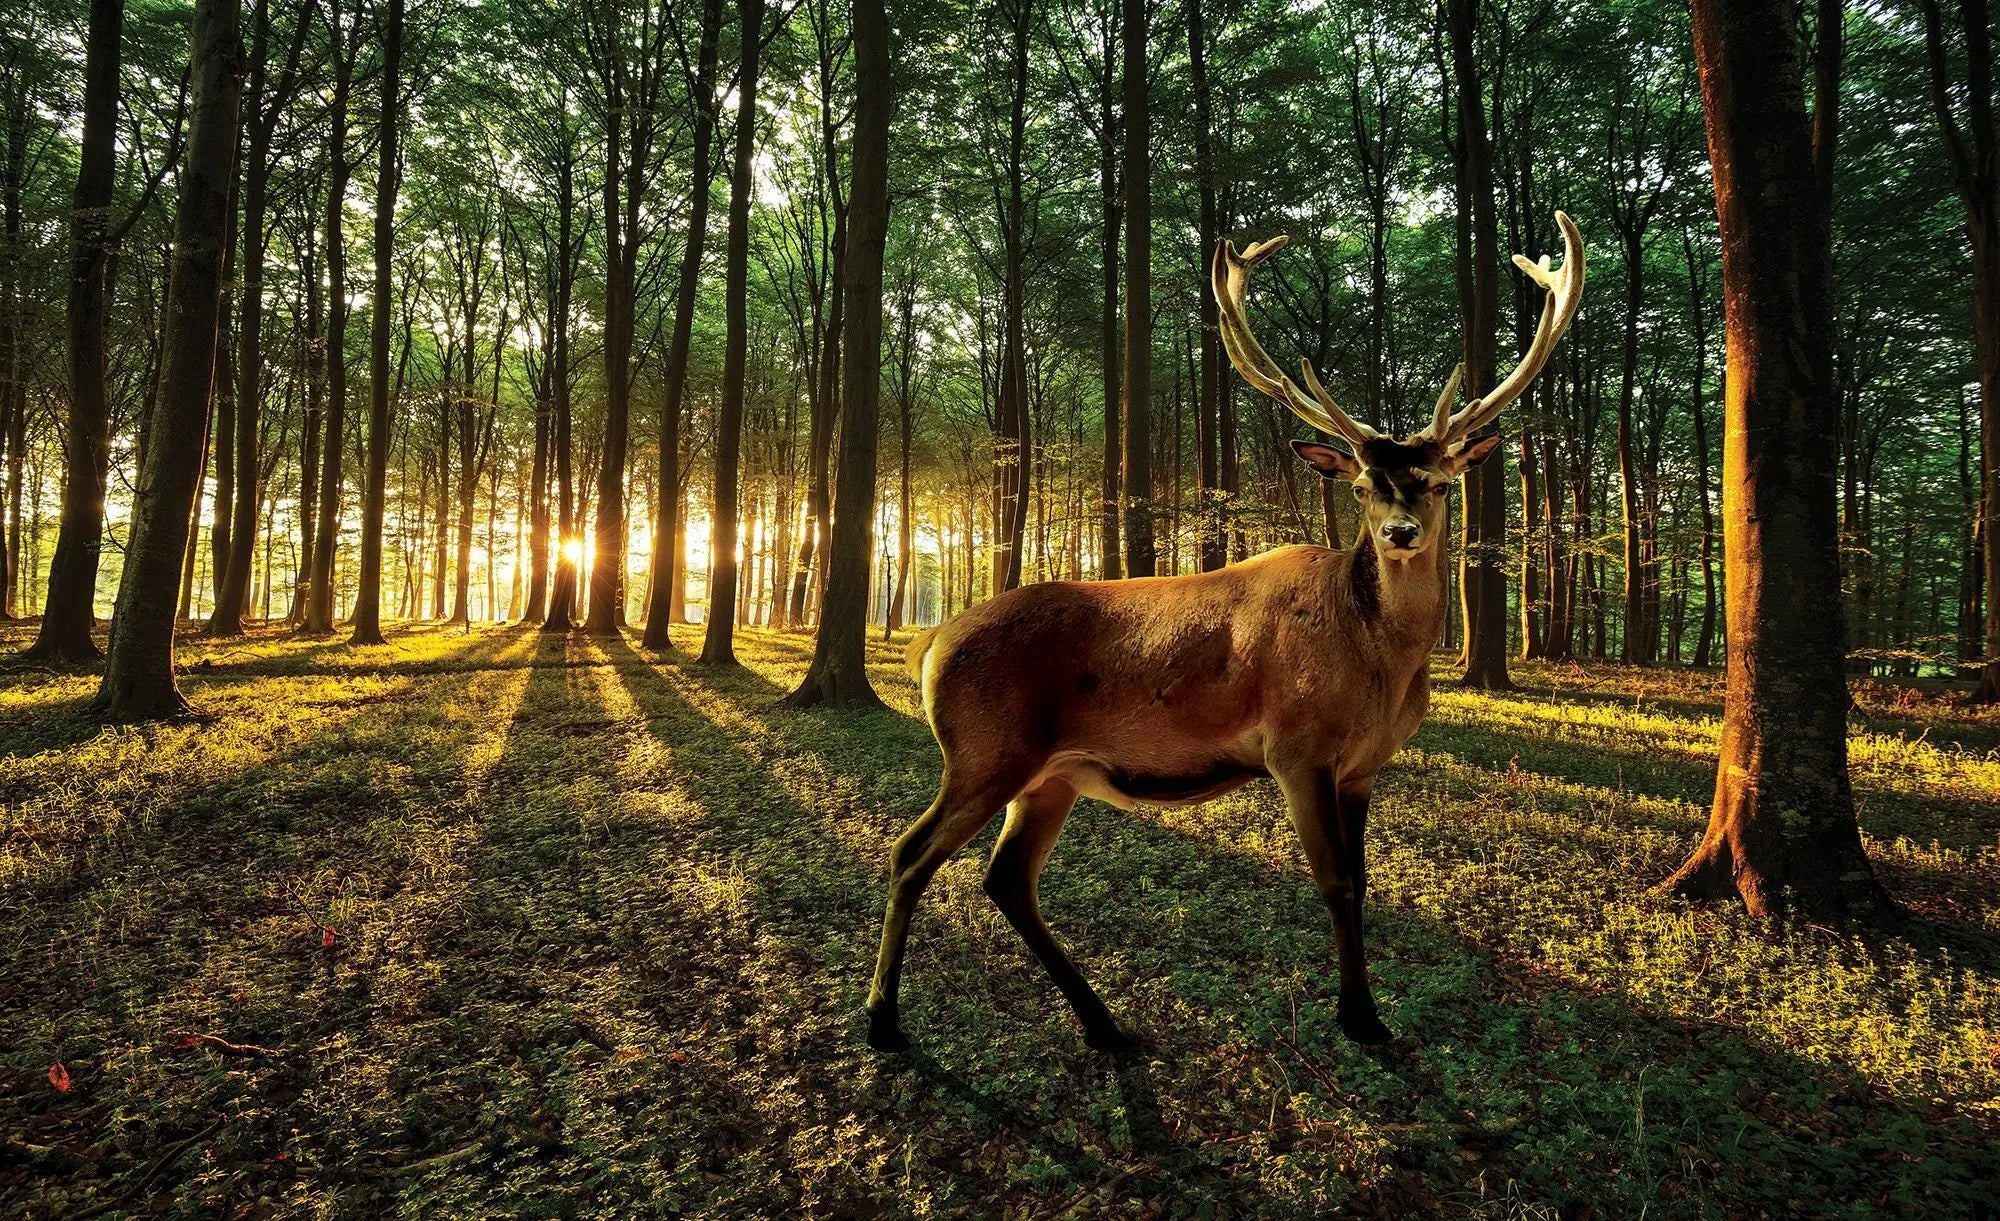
left=3, top=629, right=1994, bottom=1216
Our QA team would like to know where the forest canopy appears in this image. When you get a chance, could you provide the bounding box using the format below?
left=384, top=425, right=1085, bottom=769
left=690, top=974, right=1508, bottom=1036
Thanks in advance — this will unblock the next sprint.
left=0, top=0, right=1990, bottom=682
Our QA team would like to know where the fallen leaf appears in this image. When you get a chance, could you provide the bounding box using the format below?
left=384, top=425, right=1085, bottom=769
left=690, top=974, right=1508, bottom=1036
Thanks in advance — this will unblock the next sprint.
left=48, top=1063, right=71, bottom=1093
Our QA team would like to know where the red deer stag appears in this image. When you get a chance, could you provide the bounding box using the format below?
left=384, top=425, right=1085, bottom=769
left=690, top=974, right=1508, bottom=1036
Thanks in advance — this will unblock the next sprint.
left=867, top=212, right=1584, bottom=1053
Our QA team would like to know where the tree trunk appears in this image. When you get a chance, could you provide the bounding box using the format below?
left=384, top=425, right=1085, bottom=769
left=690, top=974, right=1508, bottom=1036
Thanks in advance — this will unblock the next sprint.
left=1685, top=229, right=1719, bottom=668
left=785, top=0, right=890, bottom=708
left=212, top=0, right=300, bottom=636
left=1447, top=0, right=1510, bottom=689
left=305, top=2, right=354, bottom=634
left=28, top=0, right=124, bottom=662
left=93, top=0, right=241, bottom=719
left=1920, top=0, right=2000, bottom=699
left=1189, top=0, right=1223, bottom=572
left=349, top=0, right=402, bottom=646
left=543, top=145, right=579, bottom=632
left=1120, top=0, right=1153, bottom=578
left=1096, top=8, right=1122, bottom=580
left=698, top=0, right=765, bottom=665
left=1663, top=0, right=1889, bottom=917
left=643, top=0, right=723, bottom=649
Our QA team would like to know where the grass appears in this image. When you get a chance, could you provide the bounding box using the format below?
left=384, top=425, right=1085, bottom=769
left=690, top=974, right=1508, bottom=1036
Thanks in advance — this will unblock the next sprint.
left=2, top=621, right=1996, bottom=1218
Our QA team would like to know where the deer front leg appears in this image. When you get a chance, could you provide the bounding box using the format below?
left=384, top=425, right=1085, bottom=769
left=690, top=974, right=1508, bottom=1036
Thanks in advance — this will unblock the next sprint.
left=1274, top=766, right=1392, bottom=1045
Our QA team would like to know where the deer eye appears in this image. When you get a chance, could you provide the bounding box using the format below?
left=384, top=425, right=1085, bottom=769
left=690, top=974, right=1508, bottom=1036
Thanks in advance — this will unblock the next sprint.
left=1430, top=483, right=1452, bottom=497
left=1352, top=484, right=1367, bottom=500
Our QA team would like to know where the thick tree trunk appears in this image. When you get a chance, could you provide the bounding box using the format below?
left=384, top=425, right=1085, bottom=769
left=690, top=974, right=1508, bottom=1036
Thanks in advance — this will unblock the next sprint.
left=1663, top=0, right=1890, bottom=917
left=1120, top=0, right=1153, bottom=578
left=699, top=0, right=765, bottom=665
left=93, top=0, right=241, bottom=719
left=785, top=0, right=890, bottom=708
left=28, top=0, right=123, bottom=662
left=349, top=0, right=402, bottom=646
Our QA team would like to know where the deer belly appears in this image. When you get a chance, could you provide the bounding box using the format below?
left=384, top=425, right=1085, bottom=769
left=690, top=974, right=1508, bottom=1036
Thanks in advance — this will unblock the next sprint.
left=1060, top=756, right=1268, bottom=810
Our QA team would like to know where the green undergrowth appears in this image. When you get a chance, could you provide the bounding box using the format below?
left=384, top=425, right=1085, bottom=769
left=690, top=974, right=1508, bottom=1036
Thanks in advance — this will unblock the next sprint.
left=2, top=622, right=1995, bottom=1217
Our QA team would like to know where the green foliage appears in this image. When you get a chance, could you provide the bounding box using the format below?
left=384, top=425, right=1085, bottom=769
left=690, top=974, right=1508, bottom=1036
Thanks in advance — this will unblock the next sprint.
left=4, top=624, right=1994, bottom=1215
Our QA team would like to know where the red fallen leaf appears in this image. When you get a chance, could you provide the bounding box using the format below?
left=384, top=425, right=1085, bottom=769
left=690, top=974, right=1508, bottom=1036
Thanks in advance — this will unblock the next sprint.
left=669, top=1050, right=688, bottom=1063
left=322, top=927, right=336, bottom=948
left=276, top=1152, right=289, bottom=1162
left=48, top=1063, right=71, bottom=1093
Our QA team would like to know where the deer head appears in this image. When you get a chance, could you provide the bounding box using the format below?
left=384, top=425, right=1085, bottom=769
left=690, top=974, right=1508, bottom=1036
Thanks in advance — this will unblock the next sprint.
left=1212, top=210, right=1585, bottom=560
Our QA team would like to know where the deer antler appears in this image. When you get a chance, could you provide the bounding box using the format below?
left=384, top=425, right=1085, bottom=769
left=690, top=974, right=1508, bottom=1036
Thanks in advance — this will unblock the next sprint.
left=1212, top=236, right=1384, bottom=450
left=1421, top=210, right=1586, bottom=447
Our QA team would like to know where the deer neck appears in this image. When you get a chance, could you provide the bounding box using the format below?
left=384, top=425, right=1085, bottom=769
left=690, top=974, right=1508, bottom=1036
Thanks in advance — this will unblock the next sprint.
left=1344, top=523, right=1449, bottom=654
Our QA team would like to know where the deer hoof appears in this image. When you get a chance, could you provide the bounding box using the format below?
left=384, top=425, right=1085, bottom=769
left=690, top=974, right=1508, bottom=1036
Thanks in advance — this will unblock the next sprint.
left=1337, top=1004, right=1393, bottom=1046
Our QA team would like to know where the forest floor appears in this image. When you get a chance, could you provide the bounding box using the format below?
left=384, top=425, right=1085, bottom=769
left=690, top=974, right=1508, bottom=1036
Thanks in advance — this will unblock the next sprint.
left=2, top=621, right=1997, bottom=1219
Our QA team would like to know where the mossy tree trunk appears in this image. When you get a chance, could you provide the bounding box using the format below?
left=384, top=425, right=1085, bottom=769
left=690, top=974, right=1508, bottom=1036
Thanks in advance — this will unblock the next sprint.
left=1663, top=0, right=1891, bottom=917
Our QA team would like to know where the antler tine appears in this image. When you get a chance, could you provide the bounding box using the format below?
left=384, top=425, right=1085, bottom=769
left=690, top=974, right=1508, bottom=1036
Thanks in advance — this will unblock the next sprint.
left=1429, top=363, right=1464, bottom=440
left=1212, top=237, right=1382, bottom=449
left=1428, top=210, right=1586, bottom=446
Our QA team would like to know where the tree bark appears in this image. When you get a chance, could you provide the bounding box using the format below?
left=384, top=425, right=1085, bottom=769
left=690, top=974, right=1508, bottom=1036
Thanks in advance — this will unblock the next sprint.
left=1446, top=0, right=1509, bottom=689
left=643, top=0, right=723, bottom=649
left=212, top=0, right=305, bottom=635
left=786, top=0, right=890, bottom=709
left=699, top=0, right=766, bottom=665
left=1189, top=0, right=1223, bottom=572
left=1663, top=0, right=1890, bottom=917
left=305, top=0, right=355, bottom=634
left=93, top=0, right=241, bottom=719
left=349, top=0, right=402, bottom=645
left=28, top=0, right=124, bottom=662
left=1919, top=0, right=2000, bottom=699
left=1119, top=0, right=1153, bottom=578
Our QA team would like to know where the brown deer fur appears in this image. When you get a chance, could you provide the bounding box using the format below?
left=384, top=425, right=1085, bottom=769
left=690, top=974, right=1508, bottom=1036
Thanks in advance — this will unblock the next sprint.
left=866, top=215, right=1580, bottom=1055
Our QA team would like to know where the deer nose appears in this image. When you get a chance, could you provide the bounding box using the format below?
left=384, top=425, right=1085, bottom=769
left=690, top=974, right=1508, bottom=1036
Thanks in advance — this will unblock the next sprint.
left=1383, top=523, right=1420, bottom=549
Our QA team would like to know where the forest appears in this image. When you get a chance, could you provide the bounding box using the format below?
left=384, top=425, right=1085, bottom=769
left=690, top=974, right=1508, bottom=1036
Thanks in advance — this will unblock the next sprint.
left=3, top=0, right=1999, bottom=1215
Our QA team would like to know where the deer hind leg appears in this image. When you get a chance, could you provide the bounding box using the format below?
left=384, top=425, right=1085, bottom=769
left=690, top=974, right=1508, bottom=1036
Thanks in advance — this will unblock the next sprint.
left=982, top=778, right=1133, bottom=1053
left=866, top=769, right=1017, bottom=1052
left=1277, top=767, right=1392, bottom=1045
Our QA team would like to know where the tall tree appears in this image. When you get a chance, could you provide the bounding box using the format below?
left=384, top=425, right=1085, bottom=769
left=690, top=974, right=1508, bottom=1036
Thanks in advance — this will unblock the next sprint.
left=699, top=0, right=769, bottom=665
left=25, top=0, right=123, bottom=662
left=304, top=0, right=360, bottom=634
left=1919, top=0, right=2000, bottom=700
left=643, top=0, right=725, bottom=650
left=1189, top=0, right=1223, bottom=572
left=210, top=0, right=310, bottom=636
left=94, top=0, right=242, bottom=718
left=349, top=0, right=402, bottom=646
left=786, top=0, right=890, bottom=708
left=1446, top=0, right=1509, bottom=689
left=1119, top=0, right=1152, bottom=578
left=1662, top=0, right=1889, bottom=916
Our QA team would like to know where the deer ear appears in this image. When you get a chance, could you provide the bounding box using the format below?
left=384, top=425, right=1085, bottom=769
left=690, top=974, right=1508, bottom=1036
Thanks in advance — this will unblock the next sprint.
left=1290, top=440, right=1362, bottom=480
left=1442, top=433, right=1502, bottom=474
